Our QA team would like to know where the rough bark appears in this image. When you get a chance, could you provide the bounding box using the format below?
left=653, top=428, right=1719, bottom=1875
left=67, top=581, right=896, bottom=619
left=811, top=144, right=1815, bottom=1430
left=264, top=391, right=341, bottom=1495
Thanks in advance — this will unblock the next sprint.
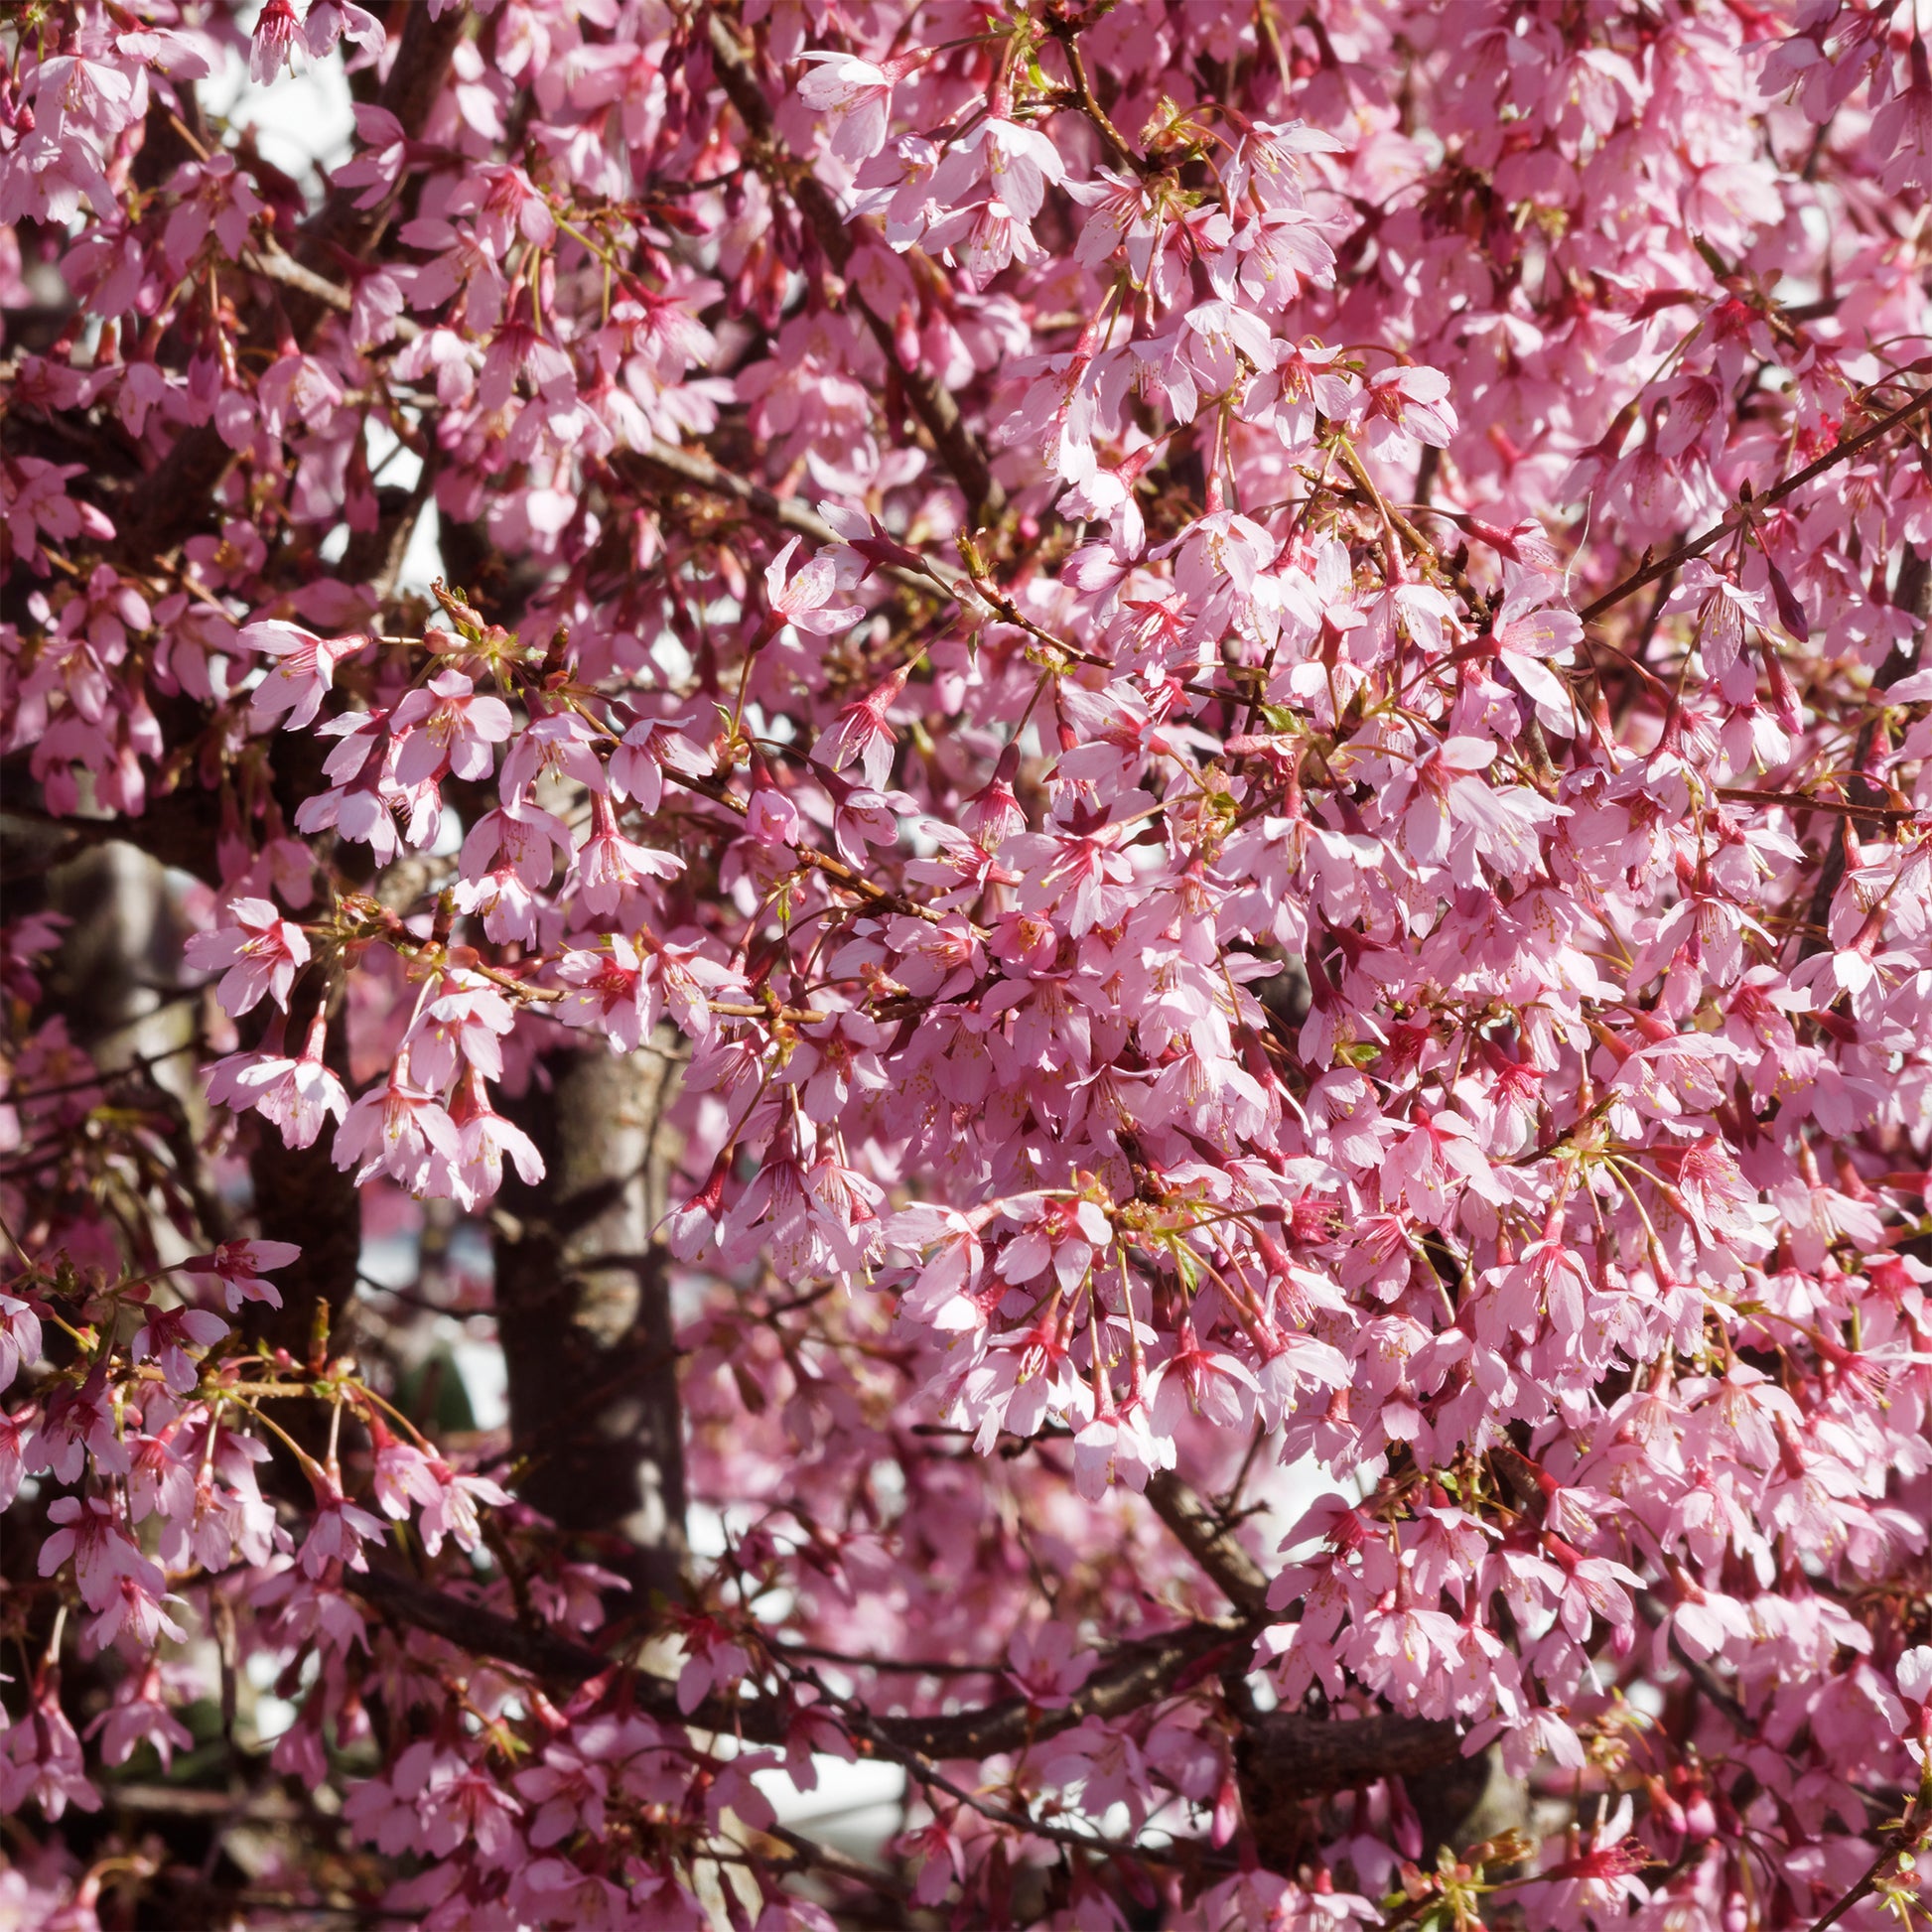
left=495, top=1041, right=688, bottom=1606
left=1236, top=1706, right=1465, bottom=1864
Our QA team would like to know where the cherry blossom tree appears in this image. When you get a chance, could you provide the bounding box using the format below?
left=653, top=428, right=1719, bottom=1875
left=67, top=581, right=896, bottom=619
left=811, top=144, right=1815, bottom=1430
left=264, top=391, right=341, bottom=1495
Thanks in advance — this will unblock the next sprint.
left=9, top=0, right=1932, bottom=1924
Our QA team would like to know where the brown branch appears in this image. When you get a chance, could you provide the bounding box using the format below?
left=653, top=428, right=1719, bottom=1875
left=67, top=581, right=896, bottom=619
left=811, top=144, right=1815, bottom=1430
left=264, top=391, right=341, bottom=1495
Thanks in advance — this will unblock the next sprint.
left=1714, top=786, right=1915, bottom=821
left=104, top=1785, right=303, bottom=1822
left=1804, top=1813, right=1930, bottom=1932
left=622, top=444, right=940, bottom=598
left=1236, top=1706, right=1464, bottom=1806
left=1579, top=382, right=1932, bottom=623
left=1798, top=550, right=1929, bottom=963
left=348, top=1564, right=1254, bottom=1758
left=240, top=242, right=408, bottom=334
left=1509, top=1091, right=1615, bottom=1168
left=347, top=1567, right=648, bottom=1692
left=892, top=1615, right=1251, bottom=1758
left=777, top=1652, right=1235, bottom=1863
left=1145, top=1469, right=1271, bottom=1614
left=1042, top=28, right=1146, bottom=177
left=760, top=1822, right=910, bottom=1901
left=623, top=442, right=840, bottom=549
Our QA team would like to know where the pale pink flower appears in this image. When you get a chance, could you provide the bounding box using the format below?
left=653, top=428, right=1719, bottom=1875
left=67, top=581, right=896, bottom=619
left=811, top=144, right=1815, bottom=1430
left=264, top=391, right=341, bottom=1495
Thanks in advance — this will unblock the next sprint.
left=573, top=792, right=684, bottom=914
left=513, top=1741, right=612, bottom=1846
left=608, top=715, right=713, bottom=814
left=763, top=536, right=861, bottom=636
left=183, top=897, right=310, bottom=1016
left=183, top=1238, right=302, bottom=1312
left=746, top=786, right=802, bottom=847
left=407, top=985, right=515, bottom=1089
left=232, top=1014, right=348, bottom=1149
left=0, top=1677, right=100, bottom=1821
left=797, top=51, right=910, bottom=164
left=417, top=1458, right=510, bottom=1557
left=390, top=668, right=514, bottom=785
left=370, top=1427, right=440, bottom=1522
left=130, top=1303, right=228, bottom=1391
left=332, top=1077, right=463, bottom=1191
left=1873, top=40, right=1932, bottom=194
left=300, top=1479, right=388, bottom=1577
left=779, top=1009, right=890, bottom=1121
left=88, top=1665, right=194, bottom=1771
left=0, top=1294, right=43, bottom=1393
left=814, top=663, right=910, bottom=790
left=1357, top=363, right=1457, bottom=453
left=450, top=1071, right=545, bottom=1203
left=39, top=1493, right=164, bottom=1612
left=240, top=620, right=366, bottom=731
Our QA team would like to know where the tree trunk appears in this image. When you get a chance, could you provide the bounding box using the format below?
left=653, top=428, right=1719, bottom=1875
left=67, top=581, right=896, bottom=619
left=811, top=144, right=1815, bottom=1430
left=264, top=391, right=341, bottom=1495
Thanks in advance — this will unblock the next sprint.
left=495, top=1041, right=687, bottom=1607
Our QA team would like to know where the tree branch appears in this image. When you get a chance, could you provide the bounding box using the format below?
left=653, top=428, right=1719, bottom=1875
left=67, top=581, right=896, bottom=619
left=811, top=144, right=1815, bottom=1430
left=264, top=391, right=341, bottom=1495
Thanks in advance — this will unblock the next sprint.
left=1578, top=382, right=1932, bottom=623
left=348, top=1567, right=633, bottom=1692
left=348, top=1565, right=1258, bottom=1760
left=1144, top=1469, right=1272, bottom=1614
left=1239, top=1707, right=1464, bottom=1800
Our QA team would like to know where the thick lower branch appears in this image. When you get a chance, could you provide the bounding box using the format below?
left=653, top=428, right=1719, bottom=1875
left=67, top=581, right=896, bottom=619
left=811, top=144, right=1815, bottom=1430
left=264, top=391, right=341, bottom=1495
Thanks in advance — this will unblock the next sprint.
left=349, top=1563, right=1249, bottom=1755
left=1236, top=1706, right=1466, bottom=1861
left=353, top=1558, right=1460, bottom=1822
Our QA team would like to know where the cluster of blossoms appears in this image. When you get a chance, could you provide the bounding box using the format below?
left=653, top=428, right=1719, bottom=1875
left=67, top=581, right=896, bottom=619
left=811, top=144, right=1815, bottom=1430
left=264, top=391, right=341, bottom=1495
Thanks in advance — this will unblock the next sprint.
left=10, top=0, right=1932, bottom=1925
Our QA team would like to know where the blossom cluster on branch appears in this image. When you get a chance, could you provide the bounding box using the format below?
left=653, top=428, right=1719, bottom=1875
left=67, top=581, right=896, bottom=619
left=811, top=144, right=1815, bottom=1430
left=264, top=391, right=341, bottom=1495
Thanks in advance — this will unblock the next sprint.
left=8, top=0, right=1932, bottom=1925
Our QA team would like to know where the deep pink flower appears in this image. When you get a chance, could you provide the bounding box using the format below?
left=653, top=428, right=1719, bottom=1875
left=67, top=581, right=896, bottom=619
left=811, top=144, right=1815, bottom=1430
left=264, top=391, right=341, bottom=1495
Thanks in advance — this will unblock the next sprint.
left=184, top=1239, right=302, bottom=1312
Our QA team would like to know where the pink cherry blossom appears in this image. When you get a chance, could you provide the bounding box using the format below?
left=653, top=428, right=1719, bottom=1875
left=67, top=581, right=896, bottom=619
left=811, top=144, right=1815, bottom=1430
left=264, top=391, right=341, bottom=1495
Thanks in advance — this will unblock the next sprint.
left=182, top=897, right=311, bottom=1017
left=231, top=1014, right=349, bottom=1149
left=763, top=536, right=862, bottom=637
left=796, top=52, right=914, bottom=166
left=389, top=669, right=514, bottom=786
left=183, top=1239, right=302, bottom=1312
left=129, top=1304, right=228, bottom=1392
left=239, top=620, right=367, bottom=731
left=15, top=4, right=1932, bottom=1922
left=332, top=1076, right=462, bottom=1192
left=814, top=664, right=911, bottom=790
